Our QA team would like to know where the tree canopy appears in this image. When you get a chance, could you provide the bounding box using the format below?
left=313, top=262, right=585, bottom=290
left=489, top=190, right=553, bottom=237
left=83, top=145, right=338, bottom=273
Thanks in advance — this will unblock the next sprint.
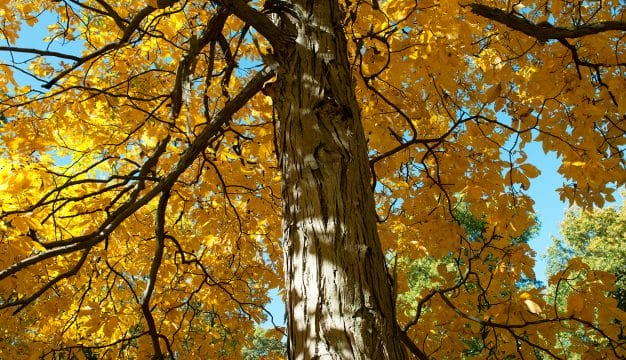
left=0, top=0, right=625, bottom=358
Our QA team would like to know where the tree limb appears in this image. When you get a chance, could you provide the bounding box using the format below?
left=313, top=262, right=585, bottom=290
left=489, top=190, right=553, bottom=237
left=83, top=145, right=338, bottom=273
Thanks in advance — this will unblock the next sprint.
left=218, top=0, right=295, bottom=50
left=0, top=47, right=81, bottom=61
left=141, top=190, right=170, bottom=359
left=468, top=3, right=626, bottom=41
left=4, top=249, right=90, bottom=314
left=398, top=326, right=429, bottom=360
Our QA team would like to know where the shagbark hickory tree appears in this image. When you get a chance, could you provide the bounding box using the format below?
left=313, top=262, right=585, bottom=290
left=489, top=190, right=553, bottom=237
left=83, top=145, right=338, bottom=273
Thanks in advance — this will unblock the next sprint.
left=0, top=0, right=625, bottom=358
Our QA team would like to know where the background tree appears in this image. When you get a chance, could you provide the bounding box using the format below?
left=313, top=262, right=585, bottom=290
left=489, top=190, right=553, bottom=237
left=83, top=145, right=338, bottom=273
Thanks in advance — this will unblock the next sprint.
left=542, top=198, right=626, bottom=357
left=396, top=202, right=542, bottom=357
left=242, top=327, right=285, bottom=360
left=547, top=196, right=626, bottom=311
left=0, top=0, right=625, bottom=359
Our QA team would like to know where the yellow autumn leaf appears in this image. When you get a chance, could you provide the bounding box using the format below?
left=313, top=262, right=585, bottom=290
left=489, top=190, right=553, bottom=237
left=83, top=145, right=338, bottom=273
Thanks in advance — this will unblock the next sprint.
left=566, top=161, right=586, bottom=167
left=522, top=299, right=542, bottom=315
left=567, top=294, right=585, bottom=315
left=23, top=216, right=42, bottom=231
left=484, top=83, right=502, bottom=103
left=240, top=166, right=256, bottom=176
left=519, top=163, right=540, bottom=178
left=220, top=150, right=241, bottom=162
left=13, top=172, right=32, bottom=191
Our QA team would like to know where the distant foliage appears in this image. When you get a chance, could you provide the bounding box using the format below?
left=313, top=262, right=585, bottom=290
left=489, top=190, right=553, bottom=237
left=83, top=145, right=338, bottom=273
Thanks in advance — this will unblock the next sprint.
left=548, top=197, right=626, bottom=310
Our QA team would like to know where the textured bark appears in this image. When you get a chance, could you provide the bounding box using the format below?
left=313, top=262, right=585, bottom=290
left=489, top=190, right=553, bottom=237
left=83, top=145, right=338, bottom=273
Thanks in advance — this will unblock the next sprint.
left=271, top=0, right=407, bottom=358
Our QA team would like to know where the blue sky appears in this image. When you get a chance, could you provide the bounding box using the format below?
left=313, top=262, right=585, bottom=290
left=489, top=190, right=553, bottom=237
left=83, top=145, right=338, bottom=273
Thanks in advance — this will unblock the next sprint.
left=526, top=143, right=567, bottom=283
left=526, top=142, right=623, bottom=283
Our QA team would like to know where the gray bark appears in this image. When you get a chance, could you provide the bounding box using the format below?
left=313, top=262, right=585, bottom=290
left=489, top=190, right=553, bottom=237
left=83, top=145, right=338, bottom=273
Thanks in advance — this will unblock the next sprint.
left=270, top=0, right=407, bottom=358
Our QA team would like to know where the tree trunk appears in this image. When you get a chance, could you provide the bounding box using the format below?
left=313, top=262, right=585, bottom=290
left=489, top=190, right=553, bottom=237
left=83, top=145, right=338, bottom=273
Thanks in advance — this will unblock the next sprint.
left=271, top=0, right=407, bottom=358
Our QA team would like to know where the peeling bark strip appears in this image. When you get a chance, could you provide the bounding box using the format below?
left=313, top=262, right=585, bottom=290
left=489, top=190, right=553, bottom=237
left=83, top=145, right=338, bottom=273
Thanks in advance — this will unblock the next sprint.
left=270, top=0, right=407, bottom=358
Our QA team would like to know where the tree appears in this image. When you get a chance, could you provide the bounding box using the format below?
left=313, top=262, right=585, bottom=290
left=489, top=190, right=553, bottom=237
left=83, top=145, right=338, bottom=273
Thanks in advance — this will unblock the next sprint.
left=0, top=0, right=625, bottom=358
left=542, top=199, right=626, bottom=357
left=242, top=327, right=285, bottom=360
left=547, top=197, right=626, bottom=311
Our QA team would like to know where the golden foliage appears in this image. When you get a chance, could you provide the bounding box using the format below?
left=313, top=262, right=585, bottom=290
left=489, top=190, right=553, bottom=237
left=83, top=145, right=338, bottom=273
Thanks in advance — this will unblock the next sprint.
left=0, top=0, right=624, bottom=358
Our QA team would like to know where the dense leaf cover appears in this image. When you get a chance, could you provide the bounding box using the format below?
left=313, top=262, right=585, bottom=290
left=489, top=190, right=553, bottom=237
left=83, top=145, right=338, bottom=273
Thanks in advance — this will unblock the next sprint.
left=0, top=0, right=625, bottom=358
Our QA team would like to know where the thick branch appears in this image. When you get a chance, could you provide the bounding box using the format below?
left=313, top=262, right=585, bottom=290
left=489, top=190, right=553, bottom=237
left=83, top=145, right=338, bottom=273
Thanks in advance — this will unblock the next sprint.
left=171, top=9, right=230, bottom=118
left=141, top=190, right=170, bottom=359
left=469, top=3, right=626, bottom=41
left=4, top=250, right=90, bottom=313
left=218, top=0, right=294, bottom=50
left=93, top=0, right=129, bottom=30
left=398, top=327, right=429, bottom=360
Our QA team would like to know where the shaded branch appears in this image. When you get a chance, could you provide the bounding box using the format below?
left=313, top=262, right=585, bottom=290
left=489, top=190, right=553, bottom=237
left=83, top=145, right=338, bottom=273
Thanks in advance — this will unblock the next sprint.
left=218, top=0, right=295, bottom=50
left=42, top=330, right=152, bottom=359
left=398, top=326, right=429, bottom=360
left=3, top=249, right=90, bottom=314
left=141, top=190, right=170, bottom=359
left=435, top=290, right=623, bottom=358
left=468, top=3, right=626, bottom=41
left=171, top=8, right=230, bottom=119
left=93, top=0, right=130, bottom=30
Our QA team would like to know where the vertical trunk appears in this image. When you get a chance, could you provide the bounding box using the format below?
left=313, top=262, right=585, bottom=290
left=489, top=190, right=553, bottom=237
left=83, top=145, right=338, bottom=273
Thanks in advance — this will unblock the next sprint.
left=272, top=1, right=407, bottom=358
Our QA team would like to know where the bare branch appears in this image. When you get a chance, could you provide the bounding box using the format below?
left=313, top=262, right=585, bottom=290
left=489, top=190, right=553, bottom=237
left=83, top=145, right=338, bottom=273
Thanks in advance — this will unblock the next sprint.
left=171, top=8, right=230, bottom=118
left=0, top=46, right=81, bottom=61
left=398, top=326, right=429, bottom=360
